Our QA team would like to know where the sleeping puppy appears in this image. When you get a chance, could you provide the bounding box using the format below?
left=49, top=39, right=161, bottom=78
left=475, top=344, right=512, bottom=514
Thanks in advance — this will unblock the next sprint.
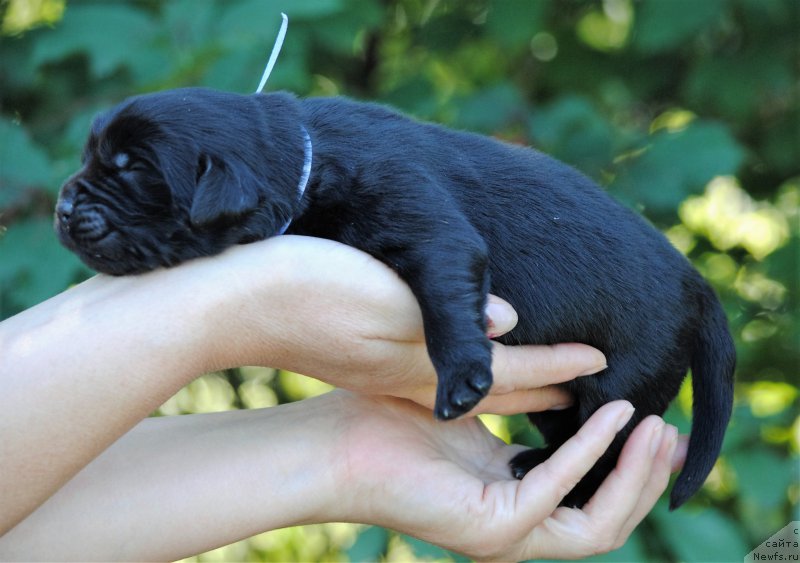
left=55, top=87, right=735, bottom=509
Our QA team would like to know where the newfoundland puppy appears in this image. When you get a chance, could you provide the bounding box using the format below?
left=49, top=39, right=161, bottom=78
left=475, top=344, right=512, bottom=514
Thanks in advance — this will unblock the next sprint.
left=55, top=87, right=735, bottom=509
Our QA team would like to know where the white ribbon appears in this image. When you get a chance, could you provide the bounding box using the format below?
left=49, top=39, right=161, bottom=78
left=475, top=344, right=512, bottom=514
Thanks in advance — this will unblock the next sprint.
left=256, top=12, right=289, bottom=94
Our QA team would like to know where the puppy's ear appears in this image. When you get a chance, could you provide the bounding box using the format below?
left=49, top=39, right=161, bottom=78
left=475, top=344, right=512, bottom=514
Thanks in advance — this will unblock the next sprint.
left=190, top=155, right=261, bottom=227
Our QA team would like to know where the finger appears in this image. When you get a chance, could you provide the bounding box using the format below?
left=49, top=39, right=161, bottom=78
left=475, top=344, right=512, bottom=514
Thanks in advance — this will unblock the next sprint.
left=490, top=342, right=607, bottom=394
left=672, top=434, right=688, bottom=472
left=485, top=295, right=518, bottom=337
left=579, top=416, right=667, bottom=549
left=612, top=424, right=679, bottom=546
left=516, top=401, right=635, bottom=521
left=467, top=386, right=573, bottom=416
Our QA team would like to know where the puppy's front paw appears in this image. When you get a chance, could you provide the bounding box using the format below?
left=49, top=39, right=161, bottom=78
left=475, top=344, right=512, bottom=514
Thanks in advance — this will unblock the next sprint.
left=433, top=359, right=492, bottom=420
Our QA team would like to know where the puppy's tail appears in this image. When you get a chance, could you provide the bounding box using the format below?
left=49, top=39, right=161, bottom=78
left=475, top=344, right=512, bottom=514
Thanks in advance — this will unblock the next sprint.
left=670, top=284, right=736, bottom=510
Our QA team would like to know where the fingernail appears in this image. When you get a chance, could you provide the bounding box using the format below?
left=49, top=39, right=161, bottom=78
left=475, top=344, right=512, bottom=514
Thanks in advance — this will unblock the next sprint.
left=616, top=404, right=635, bottom=431
left=486, top=302, right=517, bottom=337
left=579, top=363, right=608, bottom=376
left=577, top=350, right=608, bottom=376
left=550, top=401, right=573, bottom=411
left=650, top=420, right=666, bottom=457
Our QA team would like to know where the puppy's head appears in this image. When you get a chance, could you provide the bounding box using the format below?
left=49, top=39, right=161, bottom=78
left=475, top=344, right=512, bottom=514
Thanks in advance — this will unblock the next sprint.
left=55, top=87, right=306, bottom=275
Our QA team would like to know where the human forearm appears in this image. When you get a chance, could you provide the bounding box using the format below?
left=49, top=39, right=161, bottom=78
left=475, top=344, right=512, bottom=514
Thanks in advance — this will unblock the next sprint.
left=0, top=396, right=345, bottom=561
left=0, top=390, right=681, bottom=562
left=0, top=236, right=602, bottom=535
left=0, top=263, right=242, bottom=533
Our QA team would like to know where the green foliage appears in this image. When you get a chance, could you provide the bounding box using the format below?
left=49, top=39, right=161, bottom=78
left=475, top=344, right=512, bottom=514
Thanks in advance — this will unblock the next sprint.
left=611, top=120, right=747, bottom=213
left=633, top=0, right=728, bottom=53
left=649, top=502, right=751, bottom=562
left=1, top=0, right=797, bottom=561
left=0, top=118, right=54, bottom=207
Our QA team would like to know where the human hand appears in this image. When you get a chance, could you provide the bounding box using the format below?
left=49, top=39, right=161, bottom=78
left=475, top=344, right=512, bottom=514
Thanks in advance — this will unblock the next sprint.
left=194, top=235, right=606, bottom=414
left=0, top=387, right=684, bottom=561
left=327, top=391, right=685, bottom=561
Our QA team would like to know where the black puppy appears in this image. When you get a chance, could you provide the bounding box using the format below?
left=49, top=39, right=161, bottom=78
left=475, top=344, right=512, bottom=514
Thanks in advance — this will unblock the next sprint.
left=55, top=87, right=735, bottom=509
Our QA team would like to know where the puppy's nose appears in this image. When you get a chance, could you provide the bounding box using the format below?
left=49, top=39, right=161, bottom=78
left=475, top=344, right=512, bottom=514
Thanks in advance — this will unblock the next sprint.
left=56, top=198, right=74, bottom=224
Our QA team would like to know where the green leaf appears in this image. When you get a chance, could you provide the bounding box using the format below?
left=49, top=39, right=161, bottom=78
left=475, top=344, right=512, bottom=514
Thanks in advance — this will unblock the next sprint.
left=345, top=526, right=389, bottom=561
left=401, top=535, right=464, bottom=561
left=0, top=33, right=38, bottom=91
left=633, top=0, right=728, bottom=54
left=610, top=121, right=746, bottom=215
left=760, top=108, right=800, bottom=177
left=650, top=502, right=749, bottom=562
left=60, top=106, right=104, bottom=155
left=380, top=73, right=440, bottom=118
left=728, top=447, right=794, bottom=508
left=417, top=11, right=478, bottom=52
left=217, top=0, right=343, bottom=44
left=203, top=41, right=311, bottom=93
left=454, top=82, right=524, bottom=133
left=31, top=4, right=156, bottom=79
left=529, top=95, right=617, bottom=179
left=684, top=47, right=794, bottom=122
left=580, top=529, right=649, bottom=562
left=312, top=0, right=384, bottom=55
left=209, top=1, right=331, bottom=92
left=714, top=405, right=761, bottom=452
left=161, top=0, right=218, bottom=54
left=485, top=0, right=547, bottom=50
left=0, top=118, right=54, bottom=207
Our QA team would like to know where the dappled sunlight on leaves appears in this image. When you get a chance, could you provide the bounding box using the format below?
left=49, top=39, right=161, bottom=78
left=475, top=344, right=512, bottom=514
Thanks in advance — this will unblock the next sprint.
left=664, top=224, right=697, bottom=255
left=745, top=382, right=798, bottom=419
left=238, top=366, right=279, bottom=409
left=278, top=371, right=335, bottom=402
left=700, top=252, right=739, bottom=286
left=157, top=373, right=238, bottom=415
left=576, top=0, right=633, bottom=53
left=612, top=127, right=746, bottom=214
left=650, top=108, right=697, bottom=134
left=734, top=268, right=787, bottom=310
left=1, top=0, right=64, bottom=35
left=703, top=457, right=737, bottom=502
left=680, top=176, right=791, bottom=260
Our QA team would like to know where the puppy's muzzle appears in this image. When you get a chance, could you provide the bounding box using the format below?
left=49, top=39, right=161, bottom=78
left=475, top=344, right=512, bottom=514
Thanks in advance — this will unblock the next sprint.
left=56, top=180, right=114, bottom=248
left=60, top=204, right=110, bottom=242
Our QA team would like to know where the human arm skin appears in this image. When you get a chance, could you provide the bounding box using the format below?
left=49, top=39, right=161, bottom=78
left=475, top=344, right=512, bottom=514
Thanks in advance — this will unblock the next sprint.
left=0, top=235, right=605, bottom=534
left=0, top=391, right=683, bottom=562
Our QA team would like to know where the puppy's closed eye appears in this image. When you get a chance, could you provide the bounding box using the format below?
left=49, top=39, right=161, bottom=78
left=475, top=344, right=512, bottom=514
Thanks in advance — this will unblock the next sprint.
left=113, top=153, right=130, bottom=169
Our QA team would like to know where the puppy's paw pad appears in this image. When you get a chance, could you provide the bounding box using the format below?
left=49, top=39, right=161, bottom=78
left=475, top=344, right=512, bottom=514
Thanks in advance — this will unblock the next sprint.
left=434, top=361, right=492, bottom=420
left=466, top=368, right=492, bottom=394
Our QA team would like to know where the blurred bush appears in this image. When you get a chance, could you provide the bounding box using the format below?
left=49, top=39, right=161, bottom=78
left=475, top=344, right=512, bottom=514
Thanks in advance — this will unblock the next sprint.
left=1, top=0, right=797, bottom=561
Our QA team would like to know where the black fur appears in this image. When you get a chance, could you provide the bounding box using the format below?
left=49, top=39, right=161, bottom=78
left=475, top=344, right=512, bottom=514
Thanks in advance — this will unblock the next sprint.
left=55, top=87, right=736, bottom=509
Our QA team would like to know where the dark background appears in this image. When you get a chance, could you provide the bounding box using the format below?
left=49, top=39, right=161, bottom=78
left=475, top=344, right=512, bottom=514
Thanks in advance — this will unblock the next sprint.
left=1, top=0, right=797, bottom=560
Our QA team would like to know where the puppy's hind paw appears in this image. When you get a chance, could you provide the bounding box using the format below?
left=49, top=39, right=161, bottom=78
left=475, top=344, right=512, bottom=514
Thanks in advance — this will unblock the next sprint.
left=509, top=448, right=552, bottom=479
left=433, top=361, right=492, bottom=420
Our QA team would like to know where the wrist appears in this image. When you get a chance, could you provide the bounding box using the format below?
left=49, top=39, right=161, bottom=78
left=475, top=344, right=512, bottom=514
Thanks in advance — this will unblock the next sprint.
left=185, top=236, right=411, bottom=378
left=172, top=241, right=295, bottom=373
left=315, top=392, right=418, bottom=528
left=255, top=391, right=361, bottom=527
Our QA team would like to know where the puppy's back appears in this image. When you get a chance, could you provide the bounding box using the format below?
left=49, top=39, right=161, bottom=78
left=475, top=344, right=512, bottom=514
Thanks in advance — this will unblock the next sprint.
left=302, top=95, right=734, bottom=506
left=303, top=95, right=701, bottom=355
